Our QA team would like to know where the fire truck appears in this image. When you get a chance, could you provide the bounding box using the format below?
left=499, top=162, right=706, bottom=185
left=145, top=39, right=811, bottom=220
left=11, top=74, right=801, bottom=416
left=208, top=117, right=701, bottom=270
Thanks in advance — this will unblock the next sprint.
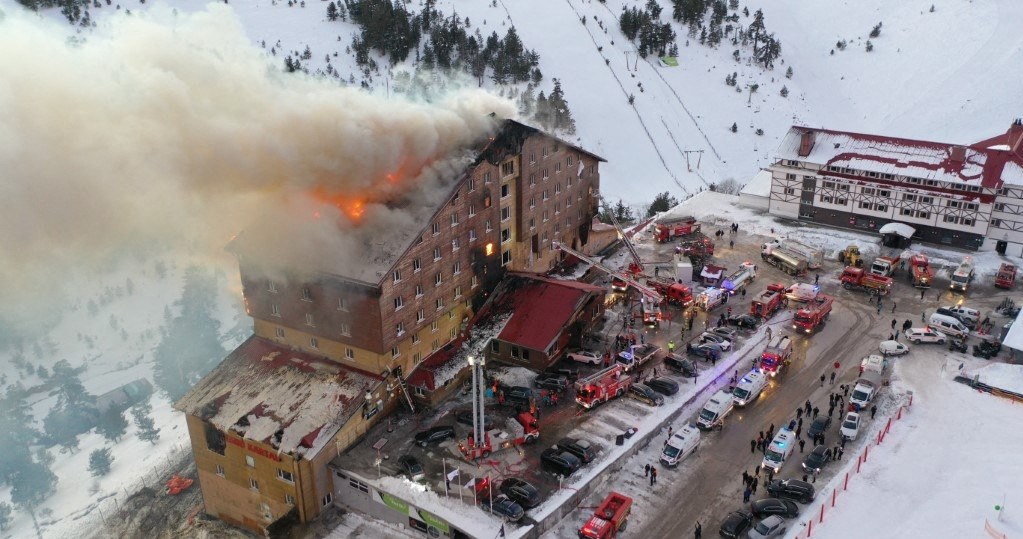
left=722, top=261, right=757, bottom=294
left=950, top=256, right=976, bottom=293
left=648, top=278, right=694, bottom=307
left=575, top=365, right=633, bottom=409
left=552, top=242, right=665, bottom=322
left=792, top=294, right=833, bottom=333
left=840, top=267, right=893, bottom=295
left=653, top=216, right=701, bottom=243
left=696, top=287, right=728, bottom=311
left=908, top=254, right=934, bottom=288
left=459, top=412, right=539, bottom=461
left=870, top=254, right=901, bottom=277
left=749, top=283, right=787, bottom=319
left=759, top=335, right=793, bottom=377
left=578, top=492, right=633, bottom=539
left=995, top=263, right=1017, bottom=289
left=680, top=235, right=715, bottom=258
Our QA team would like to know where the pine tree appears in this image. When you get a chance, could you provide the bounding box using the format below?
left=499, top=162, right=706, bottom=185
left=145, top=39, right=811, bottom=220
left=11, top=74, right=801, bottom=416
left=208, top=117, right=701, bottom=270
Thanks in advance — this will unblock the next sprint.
left=647, top=192, right=679, bottom=216
left=865, top=40, right=874, bottom=52
left=88, top=448, right=113, bottom=477
left=326, top=1, right=338, bottom=21
left=534, top=91, right=551, bottom=129
left=547, top=79, right=576, bottom=135
left=870, top=22, right=882, bottom=38
left=96, top=407, right=129, bottom=442
left=132, top=400, right=161, bottom=445
left=785, top=66, right=793, bottom=79
left=10, top=459, right=57, bottom=534
left=780, top=85, right=789, bottom=97
left=730, top=122, right=738, bottom=133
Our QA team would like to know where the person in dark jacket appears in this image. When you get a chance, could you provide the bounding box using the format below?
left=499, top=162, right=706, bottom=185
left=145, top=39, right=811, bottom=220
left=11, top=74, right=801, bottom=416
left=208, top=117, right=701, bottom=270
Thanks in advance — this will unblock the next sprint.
left=695, top=521, right=702, bottom=539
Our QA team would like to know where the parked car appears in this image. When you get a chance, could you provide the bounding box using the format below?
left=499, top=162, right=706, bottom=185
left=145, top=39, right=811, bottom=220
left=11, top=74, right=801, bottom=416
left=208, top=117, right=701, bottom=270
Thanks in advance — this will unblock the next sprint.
left=414, top=425, right=456, bottom=447
left=708, top=326, right=739, bottom=341
left=485, top=495, right=524, bottom=522
left=698, top=332, right=732, bottom=351
left=646, top=377, right=681, bottom=396
left=503, top=386, right=533, bottom=405
left=936, top=307, right=977, bottom=329
left=718, top=509, right=754, bottom=538
left=840, top=412, right=860, bottom=441
left=801, top=445, right=833, bottom=474
left=566, top=349, right=603, bottom=365
left=453, top=410, right=494, bottom=431
left=500, top=478, right=541, bottom=509
left=544, top=365, right=580, bottom=382
left=397, top=455, right=425, bottom=481
left=879, top=340, right=910, bottom=356
left=688, top=342, right=723, bottom=361
left=663, top=353, right=699, bottom=377
left=807, top=417, right=832, bottom=440
left=748, top=515, right=787, bottom=539
left=727, top=314, right=761, bottom=329
left=749, top=498, right=799, bottom=519
left=627, top=383, right=665, bottom=406
left=906, top=328, right=947, bottom=344
left=766, top=479, right=816, bottom=504
left=534, top=373, right=570, bottom=393
left=540, top=447, right=582, bottom=476
left=556, top=437, right=599, bottom=463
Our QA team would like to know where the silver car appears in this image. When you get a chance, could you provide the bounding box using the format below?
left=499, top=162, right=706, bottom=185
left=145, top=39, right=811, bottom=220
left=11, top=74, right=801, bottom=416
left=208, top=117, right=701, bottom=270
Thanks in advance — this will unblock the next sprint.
left=748, top=515, right=787, bottom=539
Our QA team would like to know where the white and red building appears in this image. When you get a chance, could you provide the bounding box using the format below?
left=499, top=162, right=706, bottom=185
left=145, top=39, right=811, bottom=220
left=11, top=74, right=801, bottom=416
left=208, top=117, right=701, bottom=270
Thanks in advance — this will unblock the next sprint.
left=768, top=119, right=1023, bottom=254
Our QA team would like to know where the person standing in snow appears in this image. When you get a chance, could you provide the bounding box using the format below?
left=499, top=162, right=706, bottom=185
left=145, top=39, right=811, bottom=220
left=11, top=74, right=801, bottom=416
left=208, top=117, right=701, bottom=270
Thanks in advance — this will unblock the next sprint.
left=644, top=463, right=650, bottom=477
left=743, top=486, right=752, bottom=502
left=695, top=522, right=702, bottom=539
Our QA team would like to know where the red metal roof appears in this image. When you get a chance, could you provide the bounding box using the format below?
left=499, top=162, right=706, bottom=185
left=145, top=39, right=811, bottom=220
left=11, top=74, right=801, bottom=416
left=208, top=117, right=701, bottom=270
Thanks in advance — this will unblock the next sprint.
left=496, top=274, right=604, bottom=352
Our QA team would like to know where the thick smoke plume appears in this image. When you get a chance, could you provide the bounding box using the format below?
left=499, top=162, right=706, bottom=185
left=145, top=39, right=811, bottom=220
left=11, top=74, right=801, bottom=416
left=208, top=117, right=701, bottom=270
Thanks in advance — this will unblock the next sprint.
left=0, top=4, right=516, bottom=333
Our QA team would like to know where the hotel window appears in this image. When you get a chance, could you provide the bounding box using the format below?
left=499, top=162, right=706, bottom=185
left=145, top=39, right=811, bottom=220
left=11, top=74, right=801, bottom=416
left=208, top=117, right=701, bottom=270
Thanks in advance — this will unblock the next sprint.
left=543, top=210, right=550, bottom=222
left=502, top=250, right=512, bottom=266
left=450, top=328, right=457, bottom=339
left=412, top=332, right=420, bottom=344
left=250, top=478, right=259, bottom=491
left=392, top=269, right=402, bottom=283
left=963, top=218, right=974, bottom=226
left=879, top=190, right=890, bottom=197
left=484, top=171, right=492, bottom=183
left=555, top=162, right=562, bottom=173
left=453, top=286, right=462, bottom=299
left=542, top=146, right=549, bottom=157
left=469, top=204, right=477, bottom=216
left=392, top=346, right=400, bottom=358
left=413, top=258, right=421, bottom=272
left=452, top=238, right=461, bottom=251
left=267, top=280, right=278, bottom=293
left=501, top=207, right=511, bottom=221
left=246, top=455, right=255, bottom=468
left=965, top=202, right=978, bottom=211
left=543, top=189, right=550, bottom=201
left=501, top=229, right=511, bottom=243
left=451, top=213, right=459, bottom=227
left=434, top=273, right=443, bottom=286
left=338, top=297, right=349, bottom=311
left=530, top=152, right=536, bottom=164
left=862, top=188, right=876, bottom=196
left=301, top=287, right=312, bottom=301
left=786, top=173, right=797, bottom=180
left=900, top=208, right=913, bottom=216
left=415, top=284, right=424, bottom=297
left=543, top=168, right=550, bottom=180
left=555, top=183, right=562, bottom=195
left=501, top=183, right=510, bottom=198
left=992, top=218, right=1002, bottom=227
left=453, top=261, right=462, bottom=274
left=435, top=298, right=444, bottom=310
left=305, top=313, right=315, bottom=327
left=433, top=247, right=442, bottom=261
left=285, top=494, right=295, bottom=506
left=469, top=229, right=477, bottom=241
left=394, top=296, right=404, bottom=310
left=340, top=322, right=351, bottom=336
left=432, top=222, right=440, bottom=236
left=309, top=337, right=318, bottom=349
left=275, top=327, right=285, bottom=339
left=277, top=469, right=295, bottom=483
left=875, top=204, right=887, bottom=212
left=486, top=220, right=494, bottom=232
left=944, top=215, right=958, bottom=224
left=529, top=173, right=536, bottom=186
left=271, top=304, right=280, bottom=317
left=216, top=464, right=225, bottom=477
left=529, top=196, right=536, bottom=208
left=417, top=309, right=425, bottom=323
left=396, top=322, right=405, bottom=337
left=469, top=177, right=477, bottom=191
left=555, top=202, right=561, bottom=214
left=345, top=347, right=355, bottom=360
left=432, top=321, right=439, bottom=332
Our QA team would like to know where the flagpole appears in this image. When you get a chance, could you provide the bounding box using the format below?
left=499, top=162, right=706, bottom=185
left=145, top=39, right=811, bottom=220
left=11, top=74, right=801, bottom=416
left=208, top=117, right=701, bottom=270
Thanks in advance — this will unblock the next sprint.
left=443, top=458, right=448, bottom=497
left=472, top=475, right=477, bottom=506
left=488, top=476, right=493, bottom=514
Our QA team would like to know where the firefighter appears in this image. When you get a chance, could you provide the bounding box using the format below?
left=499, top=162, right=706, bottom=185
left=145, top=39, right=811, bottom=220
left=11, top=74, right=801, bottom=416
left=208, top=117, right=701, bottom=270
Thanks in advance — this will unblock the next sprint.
left=667, top=340, right=676, bottom=353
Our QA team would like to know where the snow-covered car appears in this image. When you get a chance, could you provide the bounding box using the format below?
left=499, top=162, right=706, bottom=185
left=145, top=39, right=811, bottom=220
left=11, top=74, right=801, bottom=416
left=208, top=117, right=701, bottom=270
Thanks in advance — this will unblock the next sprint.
left=906, top=328, right=947, bottom=344
left=840, top=412, right=860, bottom=441
left=566, top=349, right=602, bottom=365
left=748, top=515, right=787, bottom=539
left=707, top=326, right=739, bottom=341
left=698, top=332, right=732, bottom=351
left=485, top=495, right=524, bottom=522
left=879, top=340, right=910, bottom=356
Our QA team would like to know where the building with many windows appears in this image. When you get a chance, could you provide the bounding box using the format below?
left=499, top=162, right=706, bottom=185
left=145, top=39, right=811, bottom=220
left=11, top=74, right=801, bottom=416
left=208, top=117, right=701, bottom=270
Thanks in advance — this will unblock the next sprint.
left=175, top=119, right=604, bottom=534
left=767, top=120, right=1023, bottom=253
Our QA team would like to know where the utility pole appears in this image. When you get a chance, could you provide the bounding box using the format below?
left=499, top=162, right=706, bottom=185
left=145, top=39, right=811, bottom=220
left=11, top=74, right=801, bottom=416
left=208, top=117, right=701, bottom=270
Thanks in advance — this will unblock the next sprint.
left=681, top=150, right=704, bottom=172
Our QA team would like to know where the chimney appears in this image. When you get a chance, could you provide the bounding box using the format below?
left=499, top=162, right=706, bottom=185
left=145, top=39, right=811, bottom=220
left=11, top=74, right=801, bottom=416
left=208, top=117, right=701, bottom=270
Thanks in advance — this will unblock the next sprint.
left=950, top=145, right=966, bottom=164
left=1008, top=118, right=1023, bottom=156
left=798, top=129, right=816, bottom=157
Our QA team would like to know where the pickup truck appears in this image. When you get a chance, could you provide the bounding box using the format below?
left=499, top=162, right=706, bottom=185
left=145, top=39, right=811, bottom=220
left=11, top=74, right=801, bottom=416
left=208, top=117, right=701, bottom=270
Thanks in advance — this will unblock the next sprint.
left=617, top=344, right=661, bottom=372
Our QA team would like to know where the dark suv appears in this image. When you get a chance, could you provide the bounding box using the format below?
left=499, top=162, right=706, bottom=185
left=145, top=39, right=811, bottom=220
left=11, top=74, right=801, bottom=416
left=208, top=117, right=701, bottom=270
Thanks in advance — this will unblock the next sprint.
left=556, top=437, right=598, bottom=463
left=766, top=479, right=816, bottom=504
left=534, top=373, right=570, bottom=393
left=663, top=353, right=698, bottom=378
left=503, top=386, right=533, bottom=405
left=499, top=478, right=541, bottom=508
left=807, top=416, right=831, bottom=439
left=718, top=509, right=753, bottom=538
left=414, top=425, right=456, bottom=447
left=540, top=447, right=582, bottom=476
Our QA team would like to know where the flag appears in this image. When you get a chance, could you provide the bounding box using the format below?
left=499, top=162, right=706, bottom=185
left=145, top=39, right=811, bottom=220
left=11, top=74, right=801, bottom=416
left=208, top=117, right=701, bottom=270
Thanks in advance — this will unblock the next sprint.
left=446, top=468, right=460, bottom=481
left=463, top=477, right=475, bottom=489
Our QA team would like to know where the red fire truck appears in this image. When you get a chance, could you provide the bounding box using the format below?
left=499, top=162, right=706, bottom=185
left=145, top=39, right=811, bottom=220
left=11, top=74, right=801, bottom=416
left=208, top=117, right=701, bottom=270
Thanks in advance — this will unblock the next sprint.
left=840, top=267, right=893, bottom=296
left=653, top=217, right=701, bottom=243
left=792, top=294, right=833, bottom=333
left=575, top=365, right=633, bottom=409
left=909, top=254, right=935, bottom=288
left=759, top=335, right=793, bottom=377
left=680, top=235, right=715, bottom=258
left=648, top=278, right=694, bottom=307
left=459, top=412, right=539, bottom=461
left=579, top=492, right=633, bottom=539
left=995, top=263, right=1017, bottom=289
left=750, top=283, right=788, bottom=319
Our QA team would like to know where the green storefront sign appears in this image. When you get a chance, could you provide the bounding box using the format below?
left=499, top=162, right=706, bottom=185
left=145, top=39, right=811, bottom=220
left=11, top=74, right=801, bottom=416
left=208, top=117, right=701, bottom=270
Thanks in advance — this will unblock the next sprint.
left=379, top=492, right=409, bottom=515
left=418, top=509, right=450, bottom=534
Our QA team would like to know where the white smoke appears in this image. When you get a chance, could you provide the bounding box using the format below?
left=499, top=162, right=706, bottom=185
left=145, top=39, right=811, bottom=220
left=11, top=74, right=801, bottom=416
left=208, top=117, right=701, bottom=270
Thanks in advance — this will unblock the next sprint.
left=0, top=4, right=516, bottom=333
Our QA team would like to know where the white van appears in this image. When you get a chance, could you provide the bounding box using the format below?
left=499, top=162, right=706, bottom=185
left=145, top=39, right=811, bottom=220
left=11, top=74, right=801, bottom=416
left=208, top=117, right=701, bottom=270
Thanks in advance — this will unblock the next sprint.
left=660, top=424, right=701, bottom=467
left=941, top=305, right=981, bottom=325
left=929, top=313, right=969, bottom=338
left=762, top=428, right=796, bottom=473
left=732, top=370, right=769, bottom=407
left=860, top=355, right=886, bottom=375
left=696, top=390, right=734, bottom=430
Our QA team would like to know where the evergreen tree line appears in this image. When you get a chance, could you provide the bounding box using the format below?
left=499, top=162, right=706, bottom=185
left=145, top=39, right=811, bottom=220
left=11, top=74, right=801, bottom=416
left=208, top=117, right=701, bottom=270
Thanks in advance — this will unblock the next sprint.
left=670, top=0, right=781, bottom=68
left=522, top=79, right=576, bottom=135
left=618, top=1, right=678, bottom=58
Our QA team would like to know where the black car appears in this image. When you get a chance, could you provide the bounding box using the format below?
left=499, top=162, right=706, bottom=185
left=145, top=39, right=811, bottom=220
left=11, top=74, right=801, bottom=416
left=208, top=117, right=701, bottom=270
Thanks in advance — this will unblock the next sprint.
left=646, top=377, right=680, bottom=396
left=718, top=509, right=754, bottom=538
left=414, top=425, right=456, bottom=447
left=453, top=410, right=495, bottom=431
left=973, top=340, right=1001, bottom=359
left=627, top=383, right=665, bottom=406
left=503, top=386, right=533, bottom=405
left=807, top=416, right=832, bottom=439
left=544, top=365, right=580, bottom=382
left=540, top=447, right=582, bottom=476
left=936, top=307, right=976, bottom=329
left=397, top=455, right=425, bottom=481
left=727, top=314, right=760, bottom=329
left=534, top=373, right=570, bottom=393
left=750, top=498, right=799, bottom=519
left=499, top=478, right=542, bottom=509
left=766, top=479, right=816, bottom=504
left=663, top=354, right=698, bottom=378
left=688, top=342, right=723, bottom=361
left=556, top=437, right=599, bottom=463
left=485, top=495, right=524, bottom=522
left=801, top=445, right=833, bottom=474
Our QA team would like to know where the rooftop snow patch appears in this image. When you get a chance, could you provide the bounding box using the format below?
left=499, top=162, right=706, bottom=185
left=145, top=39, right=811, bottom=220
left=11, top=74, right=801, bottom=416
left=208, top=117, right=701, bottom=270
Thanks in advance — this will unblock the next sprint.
left=175, top=336, right=383, bottom=457
left=974, top=362, right=1023, bottom=395
left=740, top=169, right=772, bottom=198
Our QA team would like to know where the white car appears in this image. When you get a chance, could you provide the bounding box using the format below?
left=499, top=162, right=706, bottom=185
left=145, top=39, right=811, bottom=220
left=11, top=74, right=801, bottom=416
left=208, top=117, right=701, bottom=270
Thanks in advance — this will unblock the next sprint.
left=840, top=412, right=860, bottom=441
left=698, top=332, right=732, bottom=351
left=566, top=350, right=602, bottom=365
left=940, top=305, right=980, bottom=325
left=879, top=340, right=909, bottom=356
left=906, top=327, right=947, bottom=344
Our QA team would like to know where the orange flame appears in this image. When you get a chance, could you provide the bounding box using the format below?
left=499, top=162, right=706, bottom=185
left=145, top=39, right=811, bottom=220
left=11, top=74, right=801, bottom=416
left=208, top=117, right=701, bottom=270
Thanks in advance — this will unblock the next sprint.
left=309, top=185, right=369, bottom=223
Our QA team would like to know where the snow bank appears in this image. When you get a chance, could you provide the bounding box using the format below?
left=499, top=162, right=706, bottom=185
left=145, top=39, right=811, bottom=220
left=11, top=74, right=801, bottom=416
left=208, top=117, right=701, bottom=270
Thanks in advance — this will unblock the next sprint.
left=975, top=362, right=1023, bottom=395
